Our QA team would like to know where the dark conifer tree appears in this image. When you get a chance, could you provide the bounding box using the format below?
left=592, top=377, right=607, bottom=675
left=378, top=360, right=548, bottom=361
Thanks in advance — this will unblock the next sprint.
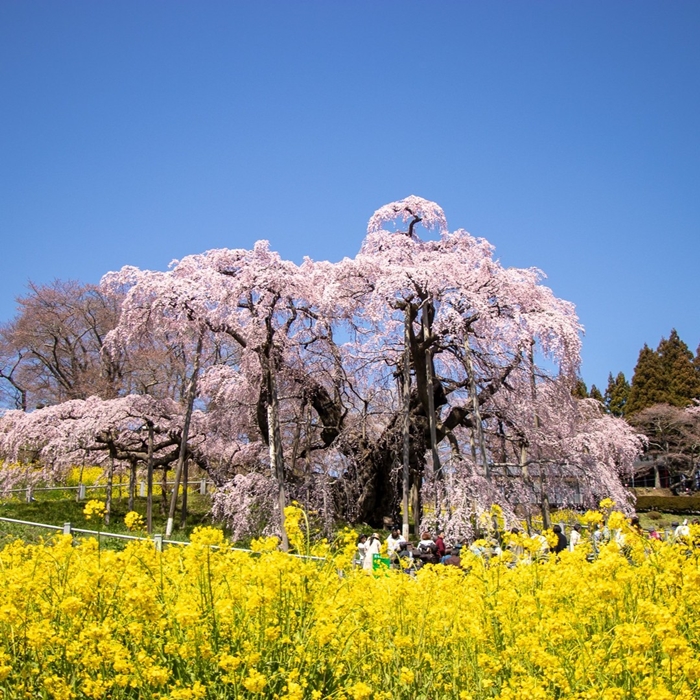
left=604, top=372, right=630, bottom=417
left=627, top=345, right=665, bottom=415
left=589, top=384, right=604, bottom=403
left=572, top=378, right=588, bottom=399
left=657, top=329, right=700, bottom=407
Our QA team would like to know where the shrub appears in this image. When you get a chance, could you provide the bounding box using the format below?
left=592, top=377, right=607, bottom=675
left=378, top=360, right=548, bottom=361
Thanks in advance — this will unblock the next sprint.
left=635, top=495, right=700, bottom=513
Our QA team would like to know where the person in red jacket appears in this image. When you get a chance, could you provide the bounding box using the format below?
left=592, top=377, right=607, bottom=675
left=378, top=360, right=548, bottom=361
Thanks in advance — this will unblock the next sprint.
left=435, top=531, right=446, bottom=558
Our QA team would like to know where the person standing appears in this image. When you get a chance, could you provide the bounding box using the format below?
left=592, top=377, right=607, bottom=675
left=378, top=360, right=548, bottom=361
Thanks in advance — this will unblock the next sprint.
left=552, top=524, right=568, bottom=554
left=364, top=533, right=381, bottom=571
left=355, top=534, right=368, bottom=568
left=435, top=531, right=447, bottom=559
left=569, top=524, right=581, bottom=551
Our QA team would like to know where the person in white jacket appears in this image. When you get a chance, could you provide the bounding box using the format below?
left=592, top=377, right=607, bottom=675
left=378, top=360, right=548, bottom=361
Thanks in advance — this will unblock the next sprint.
left=674, top=519, right=690, bottom=540
left=364, top=533, right=381, bottom=570
left=569, top=524, right=581, bottom=551
left=355, top=534, right=368, bottom=567
left=386, top=528, right=406, bottom=561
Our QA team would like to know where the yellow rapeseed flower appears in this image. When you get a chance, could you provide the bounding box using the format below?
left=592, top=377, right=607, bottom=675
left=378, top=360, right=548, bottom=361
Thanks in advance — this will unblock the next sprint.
left=124, top=511, right=144, bottom=531
left=0, top=503, right=696, bottom=699
left=82, top=499, right=106, bottom=521
left=242, top=669, right=267, bottom=693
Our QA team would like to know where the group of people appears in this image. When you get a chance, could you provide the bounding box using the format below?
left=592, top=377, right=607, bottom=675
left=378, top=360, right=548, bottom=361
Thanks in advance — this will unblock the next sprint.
left=354, top=516, right=699, bottom=573
left=637, top=517, right=698, bottom=542
left=355, top=528, right=465, bottom=572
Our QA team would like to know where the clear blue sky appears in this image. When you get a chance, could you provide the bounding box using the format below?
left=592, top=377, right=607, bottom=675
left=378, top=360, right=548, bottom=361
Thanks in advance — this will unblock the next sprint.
left=1, top=1, right=698, bottom=391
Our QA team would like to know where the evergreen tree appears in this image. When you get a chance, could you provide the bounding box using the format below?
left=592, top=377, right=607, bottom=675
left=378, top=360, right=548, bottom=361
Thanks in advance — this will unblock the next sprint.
left=572, top=378, right=588, bottom=399
left=604, top=372, right=630, bottom=417
left=657, top=329, right=700, bottom=407
left=589, top=384, right=604, bottom=403
left=627, top=345, right=665, bottom=415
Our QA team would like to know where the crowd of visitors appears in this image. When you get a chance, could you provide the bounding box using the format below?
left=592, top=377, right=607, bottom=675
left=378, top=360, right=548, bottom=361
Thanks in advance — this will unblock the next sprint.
left=355, top=528, right=463, bottom=571
left=353, top=516, right=700, bottom=573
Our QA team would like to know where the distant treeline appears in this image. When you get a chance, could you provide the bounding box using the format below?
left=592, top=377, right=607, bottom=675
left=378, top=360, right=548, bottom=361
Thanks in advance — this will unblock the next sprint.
left=578, top=330, right=700, bottom=489
left=578, top=329, right=700, bottom=417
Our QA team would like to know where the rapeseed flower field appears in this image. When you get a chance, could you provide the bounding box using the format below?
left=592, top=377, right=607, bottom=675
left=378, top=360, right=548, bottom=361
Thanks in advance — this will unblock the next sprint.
left=0, top=508, right=698, bottom=700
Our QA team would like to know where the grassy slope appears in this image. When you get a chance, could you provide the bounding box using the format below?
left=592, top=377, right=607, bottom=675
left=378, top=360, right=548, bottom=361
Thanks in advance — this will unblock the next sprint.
left=0, top=490, right=214, bottom=549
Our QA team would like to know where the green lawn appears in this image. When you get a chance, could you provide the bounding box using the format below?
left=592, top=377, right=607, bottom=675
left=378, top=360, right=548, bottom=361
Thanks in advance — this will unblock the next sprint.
left=0, top=490, right=215, bottom=549
left=637, top=509, right=697, bottom=532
